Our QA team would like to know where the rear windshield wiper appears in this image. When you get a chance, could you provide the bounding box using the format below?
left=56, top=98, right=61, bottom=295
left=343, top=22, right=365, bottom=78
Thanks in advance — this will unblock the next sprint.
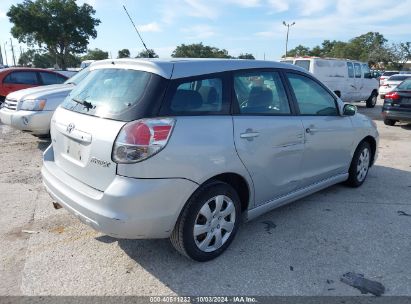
left=72, top=97, right=93, bottom=110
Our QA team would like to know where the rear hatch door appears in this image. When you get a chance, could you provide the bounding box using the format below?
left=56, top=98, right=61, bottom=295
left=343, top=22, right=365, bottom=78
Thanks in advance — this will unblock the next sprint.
left=51, top=108, right=125, bottom=191
left=50, top=66, right=169, bottom=191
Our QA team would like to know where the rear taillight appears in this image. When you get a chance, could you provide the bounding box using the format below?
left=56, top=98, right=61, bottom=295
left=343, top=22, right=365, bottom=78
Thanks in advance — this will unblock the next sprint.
left=385, top=92, right=400, bottom=100
left=112, top=118, right=175, bottom=163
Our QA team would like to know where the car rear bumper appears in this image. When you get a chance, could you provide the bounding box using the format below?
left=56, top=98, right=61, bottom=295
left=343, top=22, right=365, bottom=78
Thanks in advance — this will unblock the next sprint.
left=0, top=108, right=52, bottom=135
left=382, top=109, right=411, bottom=122
left=42, top=145, right=198, bottom=239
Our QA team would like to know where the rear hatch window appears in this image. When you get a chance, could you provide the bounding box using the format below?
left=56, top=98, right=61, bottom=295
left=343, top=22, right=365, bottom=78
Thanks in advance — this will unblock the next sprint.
left=61, top=68, right=167, bottom=121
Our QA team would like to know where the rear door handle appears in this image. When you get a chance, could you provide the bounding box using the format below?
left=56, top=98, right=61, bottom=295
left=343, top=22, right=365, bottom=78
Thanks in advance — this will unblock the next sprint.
left=240, top=129, right=260, bottom=141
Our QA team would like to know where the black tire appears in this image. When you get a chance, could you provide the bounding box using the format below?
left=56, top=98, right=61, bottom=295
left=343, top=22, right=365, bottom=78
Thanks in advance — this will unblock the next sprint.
left=384, top=119, right=396, bottom=126
left=170, top=181, right=241, bottom=262
left=366, top=91, right=378, bottom=108
left=346, top=141, right=372, bottom=187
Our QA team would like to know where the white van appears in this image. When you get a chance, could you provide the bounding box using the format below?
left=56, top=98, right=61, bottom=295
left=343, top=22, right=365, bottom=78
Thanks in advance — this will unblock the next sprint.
left=281, top=57, right=379, bottom=108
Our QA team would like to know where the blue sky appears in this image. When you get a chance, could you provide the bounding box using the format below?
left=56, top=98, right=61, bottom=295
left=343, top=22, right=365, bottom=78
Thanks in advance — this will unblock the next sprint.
left=1, top=0, right=411, bottom=64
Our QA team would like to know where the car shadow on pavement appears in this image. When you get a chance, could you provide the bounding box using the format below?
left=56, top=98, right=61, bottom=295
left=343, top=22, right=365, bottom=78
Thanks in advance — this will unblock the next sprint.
left=111, top=165, right=411, bottom=296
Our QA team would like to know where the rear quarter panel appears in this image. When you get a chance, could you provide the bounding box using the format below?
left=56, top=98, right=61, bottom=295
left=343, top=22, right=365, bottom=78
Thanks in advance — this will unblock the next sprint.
left=116, top=116, right=255, bottom=206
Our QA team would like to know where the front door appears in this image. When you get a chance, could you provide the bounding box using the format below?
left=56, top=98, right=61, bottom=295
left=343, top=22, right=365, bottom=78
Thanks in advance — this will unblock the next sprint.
left=285, top=72, right=354, bottom=188
left=232, top=70, right=305, bottom=206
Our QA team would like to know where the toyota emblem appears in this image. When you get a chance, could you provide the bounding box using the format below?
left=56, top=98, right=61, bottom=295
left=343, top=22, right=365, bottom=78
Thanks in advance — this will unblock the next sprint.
left=66, top=123, right=75, bottom=133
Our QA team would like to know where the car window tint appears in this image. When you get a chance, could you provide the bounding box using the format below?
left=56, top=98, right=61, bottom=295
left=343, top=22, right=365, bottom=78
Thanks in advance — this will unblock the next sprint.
left=287, top=73, right=338, bottom=116
left=234, top=71, right=291, bottom=115
left=40, top=72, right=66, bottom=85
left=347, top=62, right=354, bottom=78
left=4, top=71, right=38, bottom=85
left=354, top=63, right=362, bottom=78
left=169, top=78, right=223, bottom=113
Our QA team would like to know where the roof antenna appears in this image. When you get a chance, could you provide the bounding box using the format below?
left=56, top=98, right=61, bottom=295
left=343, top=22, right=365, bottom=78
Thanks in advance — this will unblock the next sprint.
left=123, top=5, right=154, bottom=58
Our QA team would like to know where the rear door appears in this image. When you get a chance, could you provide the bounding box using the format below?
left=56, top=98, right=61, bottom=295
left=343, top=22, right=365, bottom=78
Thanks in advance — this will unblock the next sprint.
left=232, top=69, right=305, bottom=206
left=51, top=68, right=163, bottom=191
left=2, top=71, right=40, bottom=96
left=285, top=71, right=354, bottom=187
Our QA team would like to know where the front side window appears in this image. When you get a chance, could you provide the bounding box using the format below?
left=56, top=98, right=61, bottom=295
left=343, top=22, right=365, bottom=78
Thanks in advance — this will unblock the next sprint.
left=354, top=63, right=362, bottom=78
left=287, top=73, right=338, bottom=116
left=166, top=77, right=225, bottom=114
left=4, top=71, right=38, bottom=85
left=347, top=62, right=354, bottom=78
left=40, top=72, right=67, bottom=85
left=362, top=64, right=371, bottom=79
left=234, top=71, right=291, bottom=115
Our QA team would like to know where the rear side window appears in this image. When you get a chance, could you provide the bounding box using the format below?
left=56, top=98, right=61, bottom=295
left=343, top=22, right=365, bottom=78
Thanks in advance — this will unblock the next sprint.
left=3, top=71, right=38, bottom=85
left=354, top=63, right=362, bottom=78
left=294, top=60, right=310, bottom=71
left=161, top=75, right=229, bottom=115
left=347, top=62, right=354, bottom=78
left=234, top=71, right=291, bottom=115
left=287, top=73, right=338, bottom=116
left=40, top=72, right=67, bottom=85
left=61, top=68, right=154, bottom=120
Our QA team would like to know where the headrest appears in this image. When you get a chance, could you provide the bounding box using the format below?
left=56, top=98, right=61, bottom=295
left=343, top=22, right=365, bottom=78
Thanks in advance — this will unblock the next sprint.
left=171, top=89, right=203, bottom=111
left=198, top=86, right=218, bottom=104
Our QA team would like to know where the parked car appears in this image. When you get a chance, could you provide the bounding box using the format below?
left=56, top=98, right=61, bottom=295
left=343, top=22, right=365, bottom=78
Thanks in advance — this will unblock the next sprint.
left=280, top=57, right=379, bottom=108
left=0, top=67, right=90, bottom=137
left=382, top=78, right=411, bottom=126
left=378, top=74, right=411, bottom=99
left=42, top=59, right=379, bottom=261
left=379, top=71, right=399, bottom=87
left=0, top=68, right=68, bottom=104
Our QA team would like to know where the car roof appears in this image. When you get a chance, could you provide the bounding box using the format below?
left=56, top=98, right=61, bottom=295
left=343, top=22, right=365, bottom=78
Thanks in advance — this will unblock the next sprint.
left=89, top=58, right=307, bottom=79
left=0, top=67, right=67, bottom=74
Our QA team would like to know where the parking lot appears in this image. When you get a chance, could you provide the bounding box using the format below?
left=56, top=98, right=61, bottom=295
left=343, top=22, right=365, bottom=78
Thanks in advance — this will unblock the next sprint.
left=0, top=98, right=410, bottom=296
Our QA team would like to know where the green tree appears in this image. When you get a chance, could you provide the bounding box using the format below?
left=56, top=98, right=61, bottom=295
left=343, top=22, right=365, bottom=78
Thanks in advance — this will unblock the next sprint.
left=81, top=48, right=108, bottom=61
left=135, top=49, right=159, bottom=58
left=172, top=43, right=232, bottom=58
left=390, top=42, right=411, bottom=70
left=19, top=49, right=81, bottom=68
left=118, top=49, right=130, bottom=58
left=286, top=45, right=310, bottom=57
left=7, top=0, right=100, bottom=70
left=238, top=53, right=255, bottom=59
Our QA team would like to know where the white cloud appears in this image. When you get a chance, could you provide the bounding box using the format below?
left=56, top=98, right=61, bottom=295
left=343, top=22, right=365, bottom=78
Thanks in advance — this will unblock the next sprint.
left=225, top=0, right=262, bottom=7
left=138, top=22, right=162, bottom=33
left=298, top=0, right=329, bottom=16
left=181, top=24, right=216, bottom=40
left=266, top=0, right=289, bottom=12
left=183, top=0, right=220, bottom=19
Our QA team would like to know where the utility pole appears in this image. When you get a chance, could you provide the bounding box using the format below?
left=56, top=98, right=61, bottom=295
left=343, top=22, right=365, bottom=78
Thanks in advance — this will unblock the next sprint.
left=4, top=42, right=8, bottom=66
left=0, top=44, right=3, bottom=65
left=282, top=21, right=295, bottom=58
left=10, top=38, right=16, bottom=66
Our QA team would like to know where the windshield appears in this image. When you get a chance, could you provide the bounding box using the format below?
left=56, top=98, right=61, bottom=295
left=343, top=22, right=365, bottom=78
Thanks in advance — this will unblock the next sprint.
left=397, top=79, right=411, bottom=90
left=388, top=75, right=411, bottom=81
left=61, top=68, right=152, bottom=120
left=64, top=67, right=90, bottom=85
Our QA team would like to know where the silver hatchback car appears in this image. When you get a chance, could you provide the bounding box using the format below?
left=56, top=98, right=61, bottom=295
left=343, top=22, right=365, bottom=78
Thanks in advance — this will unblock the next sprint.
left=42, top=59, right=379, bottom=261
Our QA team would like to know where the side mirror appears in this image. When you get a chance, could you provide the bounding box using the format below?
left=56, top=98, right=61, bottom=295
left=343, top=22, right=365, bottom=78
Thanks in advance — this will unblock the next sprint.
left=343, top=104, right=357, bottom=116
